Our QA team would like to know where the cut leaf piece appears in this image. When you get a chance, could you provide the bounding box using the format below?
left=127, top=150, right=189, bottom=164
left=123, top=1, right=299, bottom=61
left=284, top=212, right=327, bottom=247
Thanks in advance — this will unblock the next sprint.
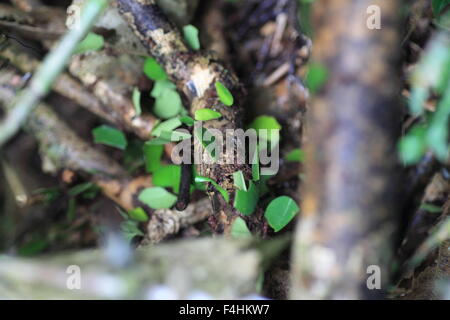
left=138, top=187, right=177, bottom=209
left=252, top=146, right=260, bottom=181
left=249, top=115, right=282, bottom=131
left=398, top=126, right=426, bottom=165
left=92, top=125, right=127, bottom=150
left=249, top=115, right=281, bottom=144
left=285, top=149, right=305, bottom=163
left=121, top=219, right=144, bottom=242
left=154, top=88, right=183, bottom=119
left=143, top=57, right=167, bottom=81
left=234, top=181, right=258, bottom=216
left=153, top=165, right=181, bottom=194
left=152, top=117, right=182, bottom=137
left=128, top=207, right=149, bottom=222
left=195, top=176, right=229, bottom=202
left=151, top=80, right=176, bottom=98
left=143, top=142, right=164, bottom=173
left=194, top=108, right=222, bottom=121
left=305, top=62, right=328, bottom=94
left=233, top=171, right=247, bottom=191
left=158, top=129, right=191, bottom=142
left=132, top=87, right=142, bottom=116
left=180, top=116, right=195, bottom=126
left=215, top=81, right=234, bottom=106
left=183, top=24, right=200, bottom=50
left=231, top=217, right=252, bottom=238
left=75, top=32, right=104, bottom=54
left=264, top=196, right=299, bottom=232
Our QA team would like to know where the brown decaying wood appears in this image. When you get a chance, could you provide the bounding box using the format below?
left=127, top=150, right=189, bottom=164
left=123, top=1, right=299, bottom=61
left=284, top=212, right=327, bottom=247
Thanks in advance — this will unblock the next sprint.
left=291, top=0, right=402, bottom=299
left=142, top=197, right=211, bottom=245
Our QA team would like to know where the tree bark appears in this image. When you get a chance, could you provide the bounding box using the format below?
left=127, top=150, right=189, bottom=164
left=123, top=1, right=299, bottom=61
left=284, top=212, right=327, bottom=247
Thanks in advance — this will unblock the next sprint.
left=291, top=0, right=402, bottom=299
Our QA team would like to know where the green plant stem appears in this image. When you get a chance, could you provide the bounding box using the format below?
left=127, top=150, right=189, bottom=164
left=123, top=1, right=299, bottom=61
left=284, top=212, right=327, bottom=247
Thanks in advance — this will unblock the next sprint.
left=0, top=0, right=108, bottom=147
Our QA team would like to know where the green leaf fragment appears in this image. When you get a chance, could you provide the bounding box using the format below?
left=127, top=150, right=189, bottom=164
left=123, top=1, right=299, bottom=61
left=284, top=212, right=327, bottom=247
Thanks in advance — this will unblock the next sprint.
left=195, top=176, right=230, bottom=203
left=215, top=81, right=234, bottom=106
left=132, top=87, right=142, bottom=116
left=75, top=32, right=104, bottom=54
left=138, top=187, right=177, bottom=209
left=249, top=116, right=281, bottom=144
left=143, top=142, right=164, bottom=173
left=194, top=108, right=222, bottom=121
left=154, top=88, right=183, bottom=119
left=152, top=165, right=181, bottom=194
left=233, top=171, right=247, bottom=191
left=180, top=116, right=195, bottom=126
left=144, top=57, right=167, bottom=81
left=92, top=125, right=127, bottom=150
left=128, top=207, right=149, bottom=222
left=121, top=219, right=144, bottom=242
left=285, top=149, right=305, bottom=163
left=305, top=62, right=328, bottom=94
left=231, top=217, right=252, bottom=238
left=151, top=80, right=176, bottom=98
left=151, top=117, right=182, bottom=137
left=249, top=115, right=282, bottom=131
left=158, top=129, right=191, bottom=142
left=264, top=196, right=299, bottom=232
left=234, top=181, right=258, bottom=216
left=252, top=147, right=260, bottom=181
left=183, top=24, right=200, bottom=50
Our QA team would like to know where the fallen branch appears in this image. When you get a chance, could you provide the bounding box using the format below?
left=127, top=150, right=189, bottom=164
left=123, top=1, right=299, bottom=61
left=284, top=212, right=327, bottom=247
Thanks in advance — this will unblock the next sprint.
left=117, top=0, right=253, bottom=234
left=143, top=197, right=211, bottom=245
